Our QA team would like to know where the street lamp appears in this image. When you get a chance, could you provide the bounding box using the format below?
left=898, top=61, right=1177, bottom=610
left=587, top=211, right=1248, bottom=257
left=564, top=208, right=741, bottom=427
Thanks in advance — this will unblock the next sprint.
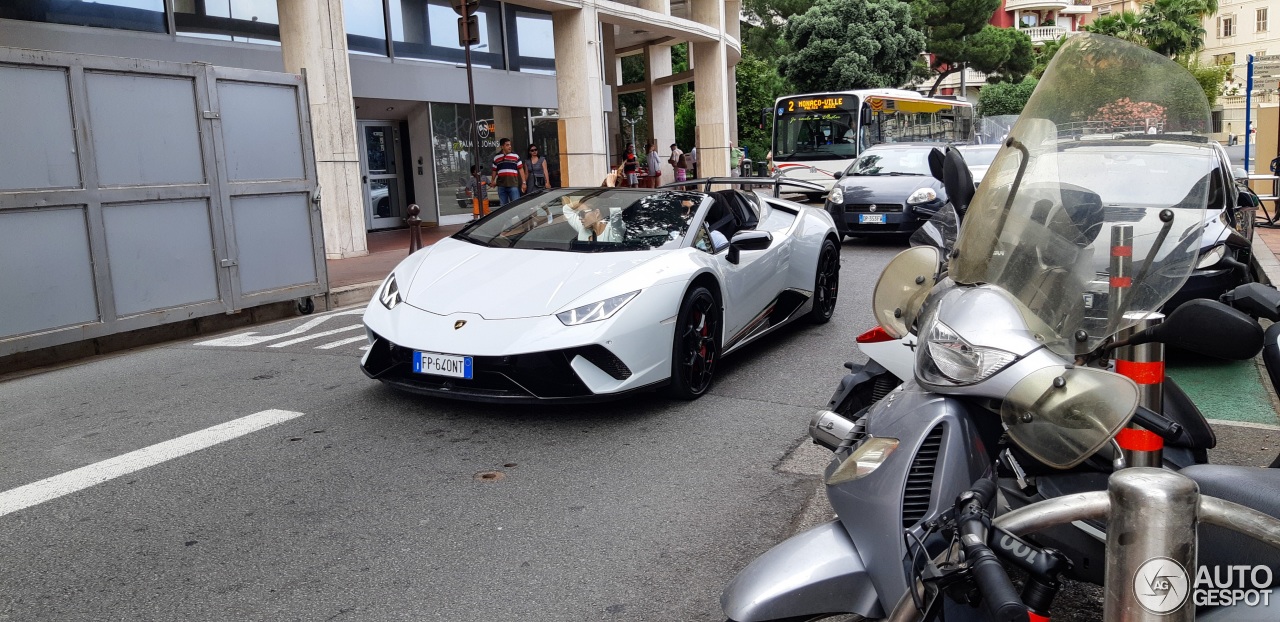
left=620, top=104, right=645, bottom=151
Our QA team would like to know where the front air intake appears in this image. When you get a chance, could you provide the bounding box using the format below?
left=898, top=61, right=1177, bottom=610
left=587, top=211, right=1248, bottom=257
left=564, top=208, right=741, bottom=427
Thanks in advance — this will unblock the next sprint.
left=902, top=425, right=944, bottom=528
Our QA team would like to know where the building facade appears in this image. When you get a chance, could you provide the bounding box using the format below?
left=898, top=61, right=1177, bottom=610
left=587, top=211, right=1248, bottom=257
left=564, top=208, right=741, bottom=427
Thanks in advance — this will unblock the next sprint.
left=1, top=0, right=740, bottom=258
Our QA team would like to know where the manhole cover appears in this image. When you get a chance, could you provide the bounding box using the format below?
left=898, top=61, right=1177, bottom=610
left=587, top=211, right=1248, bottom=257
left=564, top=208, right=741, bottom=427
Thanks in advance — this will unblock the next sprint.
left=474, top=470, right=505, bottom=482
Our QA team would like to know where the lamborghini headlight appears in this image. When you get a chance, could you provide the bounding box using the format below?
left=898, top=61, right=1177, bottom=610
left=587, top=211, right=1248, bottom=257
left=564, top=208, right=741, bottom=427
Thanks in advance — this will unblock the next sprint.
left=907, top=187, right=938, bottom=205
left=556, top=291, right=640, bottom=326
left=828, top=185, right=844, bottom=205
left=918, top=319, right=1017, bottom=385
left=378, top=273, right=402, bottom=310
left=1195, top=244, right=1226, bottom=270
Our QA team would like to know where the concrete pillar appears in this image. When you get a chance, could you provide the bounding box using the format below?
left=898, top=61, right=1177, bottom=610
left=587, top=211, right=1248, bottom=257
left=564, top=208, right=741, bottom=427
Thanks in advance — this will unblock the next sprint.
left=278, top=0, right=367, bottom=259
left=726, top=0, right=740, bottom=149
left=406, top=103, right=439, bottom=225
left=690, top=0, right=732, bottom=178
left=553, top=6, right=609, bottom=185
left=645, top=44, right=676, bottom=181
left=602, top=23, right=620, bottom=166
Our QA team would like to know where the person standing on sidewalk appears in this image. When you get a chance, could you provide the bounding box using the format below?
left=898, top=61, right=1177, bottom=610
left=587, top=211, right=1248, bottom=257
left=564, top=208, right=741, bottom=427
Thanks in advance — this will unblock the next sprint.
left=492, top=138, right=526, bottom=206
left=619, top=143, right=639, bottom=187
left=729, top=141, right=743, bottom=176
left=526, top=144, right=550, bottom=194
left=646, top=142, right=661, bottom=183
left=669, top=143, right=686, bottom=182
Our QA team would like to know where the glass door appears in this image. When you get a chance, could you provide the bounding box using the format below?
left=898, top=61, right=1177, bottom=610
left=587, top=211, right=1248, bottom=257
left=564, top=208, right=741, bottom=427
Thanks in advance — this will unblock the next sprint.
left=359, top=121, right=407, bottom=230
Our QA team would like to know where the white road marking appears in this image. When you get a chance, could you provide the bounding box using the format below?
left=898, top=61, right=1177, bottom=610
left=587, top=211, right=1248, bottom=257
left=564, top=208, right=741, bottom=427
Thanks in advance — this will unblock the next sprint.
left=269, top=324, right=362, bottom=348
left=194, top=308, right=364, bottom=347
left=1208, top=418, right=1280, bottom=431
left=316, top=336, right=368, bottom=350
left=0, top=409, right=304, bottom=518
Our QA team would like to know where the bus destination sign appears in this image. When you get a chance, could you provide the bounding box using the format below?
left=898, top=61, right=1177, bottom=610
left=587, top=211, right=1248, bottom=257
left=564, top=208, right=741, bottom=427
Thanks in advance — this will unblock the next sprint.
left=780, top=96, right=851, bottom=114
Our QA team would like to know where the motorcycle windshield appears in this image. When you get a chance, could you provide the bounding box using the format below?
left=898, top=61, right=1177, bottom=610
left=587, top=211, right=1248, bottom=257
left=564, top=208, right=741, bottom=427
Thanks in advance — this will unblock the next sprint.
left=950, top=34, right=1213, bottom=355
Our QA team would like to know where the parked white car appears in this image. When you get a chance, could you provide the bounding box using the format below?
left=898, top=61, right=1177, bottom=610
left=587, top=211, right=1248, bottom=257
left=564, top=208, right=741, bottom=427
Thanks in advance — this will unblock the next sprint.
left=361, top=185, right=841, bottom=402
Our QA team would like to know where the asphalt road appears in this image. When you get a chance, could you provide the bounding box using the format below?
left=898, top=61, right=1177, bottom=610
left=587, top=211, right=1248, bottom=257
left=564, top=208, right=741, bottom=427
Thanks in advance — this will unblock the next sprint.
left=0, top=237, right=904, bottom=621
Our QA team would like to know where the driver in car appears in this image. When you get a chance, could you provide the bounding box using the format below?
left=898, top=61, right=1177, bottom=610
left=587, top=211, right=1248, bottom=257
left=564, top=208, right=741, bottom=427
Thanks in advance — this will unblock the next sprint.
left=562, top=196, right=624, bottom=242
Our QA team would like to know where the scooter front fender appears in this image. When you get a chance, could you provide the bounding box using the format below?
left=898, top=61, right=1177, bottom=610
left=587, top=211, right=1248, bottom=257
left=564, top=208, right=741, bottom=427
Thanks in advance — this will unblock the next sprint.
left=721, top=520, right=884, bottom=622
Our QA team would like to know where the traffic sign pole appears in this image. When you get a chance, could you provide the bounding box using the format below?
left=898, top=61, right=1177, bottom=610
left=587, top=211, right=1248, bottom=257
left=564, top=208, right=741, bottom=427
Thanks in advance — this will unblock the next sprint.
left=452, top=0, right=481, bottom=213
left=1247, top=54, right=1254, bottom=174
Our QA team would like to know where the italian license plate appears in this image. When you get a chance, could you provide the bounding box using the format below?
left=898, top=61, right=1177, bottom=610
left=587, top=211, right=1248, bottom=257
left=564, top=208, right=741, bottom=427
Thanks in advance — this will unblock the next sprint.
left=859, top=213, right=886, bottom=224
left=413, top=351, right=473, bottom=379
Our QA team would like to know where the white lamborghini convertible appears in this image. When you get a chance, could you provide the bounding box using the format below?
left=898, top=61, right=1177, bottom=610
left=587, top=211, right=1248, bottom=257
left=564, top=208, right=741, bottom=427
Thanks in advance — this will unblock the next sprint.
left=361, top=182, right=840, bottom=402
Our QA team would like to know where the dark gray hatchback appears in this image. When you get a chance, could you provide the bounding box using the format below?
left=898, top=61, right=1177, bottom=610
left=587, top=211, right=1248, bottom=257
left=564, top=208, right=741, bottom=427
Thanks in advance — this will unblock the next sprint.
left=824, top=143, right=947, bottom=237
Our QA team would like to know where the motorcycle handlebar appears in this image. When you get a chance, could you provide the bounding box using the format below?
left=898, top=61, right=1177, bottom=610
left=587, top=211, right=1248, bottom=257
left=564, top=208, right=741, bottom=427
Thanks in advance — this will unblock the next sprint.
left=1131, top=405, right=1183, bottom=441
left=957, top=480, right=1030, bottom=622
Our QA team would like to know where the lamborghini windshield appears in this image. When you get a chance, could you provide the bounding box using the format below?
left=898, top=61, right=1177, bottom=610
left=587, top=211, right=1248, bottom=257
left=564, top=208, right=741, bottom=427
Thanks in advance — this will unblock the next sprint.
left=948, top=34, right=1213, bottom=355
left=456, top=189, right=703, bottom=252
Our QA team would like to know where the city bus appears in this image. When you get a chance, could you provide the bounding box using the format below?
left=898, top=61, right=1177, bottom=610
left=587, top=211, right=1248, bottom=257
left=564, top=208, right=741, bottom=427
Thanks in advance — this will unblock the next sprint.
left=767, top=89, right=975, bottom=199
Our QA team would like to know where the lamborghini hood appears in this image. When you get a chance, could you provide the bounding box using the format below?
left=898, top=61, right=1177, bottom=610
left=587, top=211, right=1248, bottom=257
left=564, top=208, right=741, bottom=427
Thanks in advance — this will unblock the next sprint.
left=403, top=237, right=660, bottom=319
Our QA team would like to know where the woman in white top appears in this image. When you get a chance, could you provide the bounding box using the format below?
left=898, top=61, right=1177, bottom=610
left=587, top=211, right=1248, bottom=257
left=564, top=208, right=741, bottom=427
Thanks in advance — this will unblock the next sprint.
left=562, top=198, right=624, bottom=242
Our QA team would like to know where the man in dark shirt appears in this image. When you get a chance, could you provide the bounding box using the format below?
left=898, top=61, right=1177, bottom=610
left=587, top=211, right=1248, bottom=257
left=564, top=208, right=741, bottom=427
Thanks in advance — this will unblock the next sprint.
left=492, top=138, right=526, bottom=206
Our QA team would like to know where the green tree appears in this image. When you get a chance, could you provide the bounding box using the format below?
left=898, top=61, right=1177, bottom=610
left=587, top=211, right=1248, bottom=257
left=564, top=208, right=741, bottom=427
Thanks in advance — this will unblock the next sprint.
left=1083, top=11, right=1146, bottom=44
left=911, top=0, right=1025, bottom=94
left=675, top=90, right=696, bottom=152
left=964, top=25, right=1035, bottom=85
left=1179, top=55, right=1230, bottom=107
left=978, top=77, right=1037, bottom=115
left=777, top=0, right=926, bottom=92
left=1140, top=0, right=1214, bottom=58
left=736, top=49, right=791, bottom=164
left=1031, top=35, right=1067, bottom=78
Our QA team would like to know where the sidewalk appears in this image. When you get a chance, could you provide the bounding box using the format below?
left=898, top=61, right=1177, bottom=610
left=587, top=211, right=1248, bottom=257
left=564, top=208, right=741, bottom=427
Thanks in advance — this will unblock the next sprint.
left=323, top=224, right=465, bottom=309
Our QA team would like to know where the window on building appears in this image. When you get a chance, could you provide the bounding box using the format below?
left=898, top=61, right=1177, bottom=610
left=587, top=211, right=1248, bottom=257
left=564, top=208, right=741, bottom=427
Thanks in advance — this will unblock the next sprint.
left=345, top=0, right=389, bottom=56
left=174, top=0, right=281, bottom=45
left=505, top=8, right=556, bottom=74
left=388, top=0, right=504, bottom=68
left=1221, top=14, right=1237, bottom=38
left=1259, top=8, right=1269, bottom=33
left=0, top=0, right=166, bottom=33
left=1213, top=53, right=1236, bottom=81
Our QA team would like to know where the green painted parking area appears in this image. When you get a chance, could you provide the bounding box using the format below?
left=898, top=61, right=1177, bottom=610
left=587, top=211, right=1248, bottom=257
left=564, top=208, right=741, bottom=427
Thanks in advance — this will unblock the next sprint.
left=1166, top=352, right=1280, bottom=426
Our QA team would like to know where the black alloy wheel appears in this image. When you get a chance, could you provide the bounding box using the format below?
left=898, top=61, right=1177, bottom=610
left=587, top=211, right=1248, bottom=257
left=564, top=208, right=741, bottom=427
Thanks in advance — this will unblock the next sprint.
left=666, top=286, right=720, bottom=400
left=807, top=239, right=840, bottom=324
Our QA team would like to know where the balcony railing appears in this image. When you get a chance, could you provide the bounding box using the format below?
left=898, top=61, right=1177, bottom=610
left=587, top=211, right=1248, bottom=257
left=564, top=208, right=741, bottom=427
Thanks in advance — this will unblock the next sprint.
left=1005, top=0, right=1069, bottom=10
left=1023, top=25, right=1076, bottom=43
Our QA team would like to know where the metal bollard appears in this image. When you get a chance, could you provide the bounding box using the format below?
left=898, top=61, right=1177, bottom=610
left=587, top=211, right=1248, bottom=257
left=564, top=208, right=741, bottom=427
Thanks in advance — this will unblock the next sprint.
left=1104, top=468, right=1198, bottom=622
left=1114, top=312, right=1166, bottom=468
left=407, top=204, right=422, bottom=254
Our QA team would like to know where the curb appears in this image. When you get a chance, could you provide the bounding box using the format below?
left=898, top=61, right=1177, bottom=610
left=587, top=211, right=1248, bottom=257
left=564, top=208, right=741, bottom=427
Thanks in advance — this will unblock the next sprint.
left=324, top=281, right=381, bottom=310
left=1252, top=236, right=1280, bottom=285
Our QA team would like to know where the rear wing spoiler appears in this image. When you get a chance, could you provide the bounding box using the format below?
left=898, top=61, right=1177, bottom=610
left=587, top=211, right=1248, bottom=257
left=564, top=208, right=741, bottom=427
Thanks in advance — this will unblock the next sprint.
left=659, top=176, right=826, bottom=198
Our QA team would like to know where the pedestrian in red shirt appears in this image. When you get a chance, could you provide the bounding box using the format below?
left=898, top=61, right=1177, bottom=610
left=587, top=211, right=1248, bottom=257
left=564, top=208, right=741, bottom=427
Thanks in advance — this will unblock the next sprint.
left=492, top=138, right=526, bottom=206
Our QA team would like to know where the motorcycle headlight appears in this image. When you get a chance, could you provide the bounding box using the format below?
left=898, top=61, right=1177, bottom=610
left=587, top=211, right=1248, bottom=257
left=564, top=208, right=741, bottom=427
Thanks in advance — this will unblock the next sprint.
left=828, top=185, right=844, bottom=205
left=1195, top=245, right=1226, bottom=270
left=907, top=187, right=938, bottom=205
left=378, top=273, right=402, bottom=310
left=918, top=319, right=1017, bottom=386
left=556, top=290, right=640, bottom=326
left=826, top=437, right=900, bottom=484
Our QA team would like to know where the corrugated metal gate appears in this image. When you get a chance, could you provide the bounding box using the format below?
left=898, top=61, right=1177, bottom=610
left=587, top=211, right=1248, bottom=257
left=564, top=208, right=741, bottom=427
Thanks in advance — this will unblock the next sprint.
left=0, top=47, right=328, bottom=357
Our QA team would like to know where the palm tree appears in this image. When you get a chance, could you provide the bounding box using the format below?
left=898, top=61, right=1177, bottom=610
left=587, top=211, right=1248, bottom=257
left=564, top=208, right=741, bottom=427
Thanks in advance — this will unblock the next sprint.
left=1140, top=0, right=1210, bottom=58
left=1083, top=11, right=1145, bottom=45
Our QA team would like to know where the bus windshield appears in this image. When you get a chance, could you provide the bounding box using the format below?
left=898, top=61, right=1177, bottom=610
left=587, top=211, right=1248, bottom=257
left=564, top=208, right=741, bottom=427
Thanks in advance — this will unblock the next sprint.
left=773, top=111, right=862, bottom=162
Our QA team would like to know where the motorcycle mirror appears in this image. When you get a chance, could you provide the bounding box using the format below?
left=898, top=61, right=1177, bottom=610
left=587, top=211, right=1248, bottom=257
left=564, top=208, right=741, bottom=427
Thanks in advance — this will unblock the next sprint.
left=1222, top=282, right=1280, bottom=321
left=941, top=148, right=974, bottom=215
left=1127, top=299, right=1263, bottom=360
